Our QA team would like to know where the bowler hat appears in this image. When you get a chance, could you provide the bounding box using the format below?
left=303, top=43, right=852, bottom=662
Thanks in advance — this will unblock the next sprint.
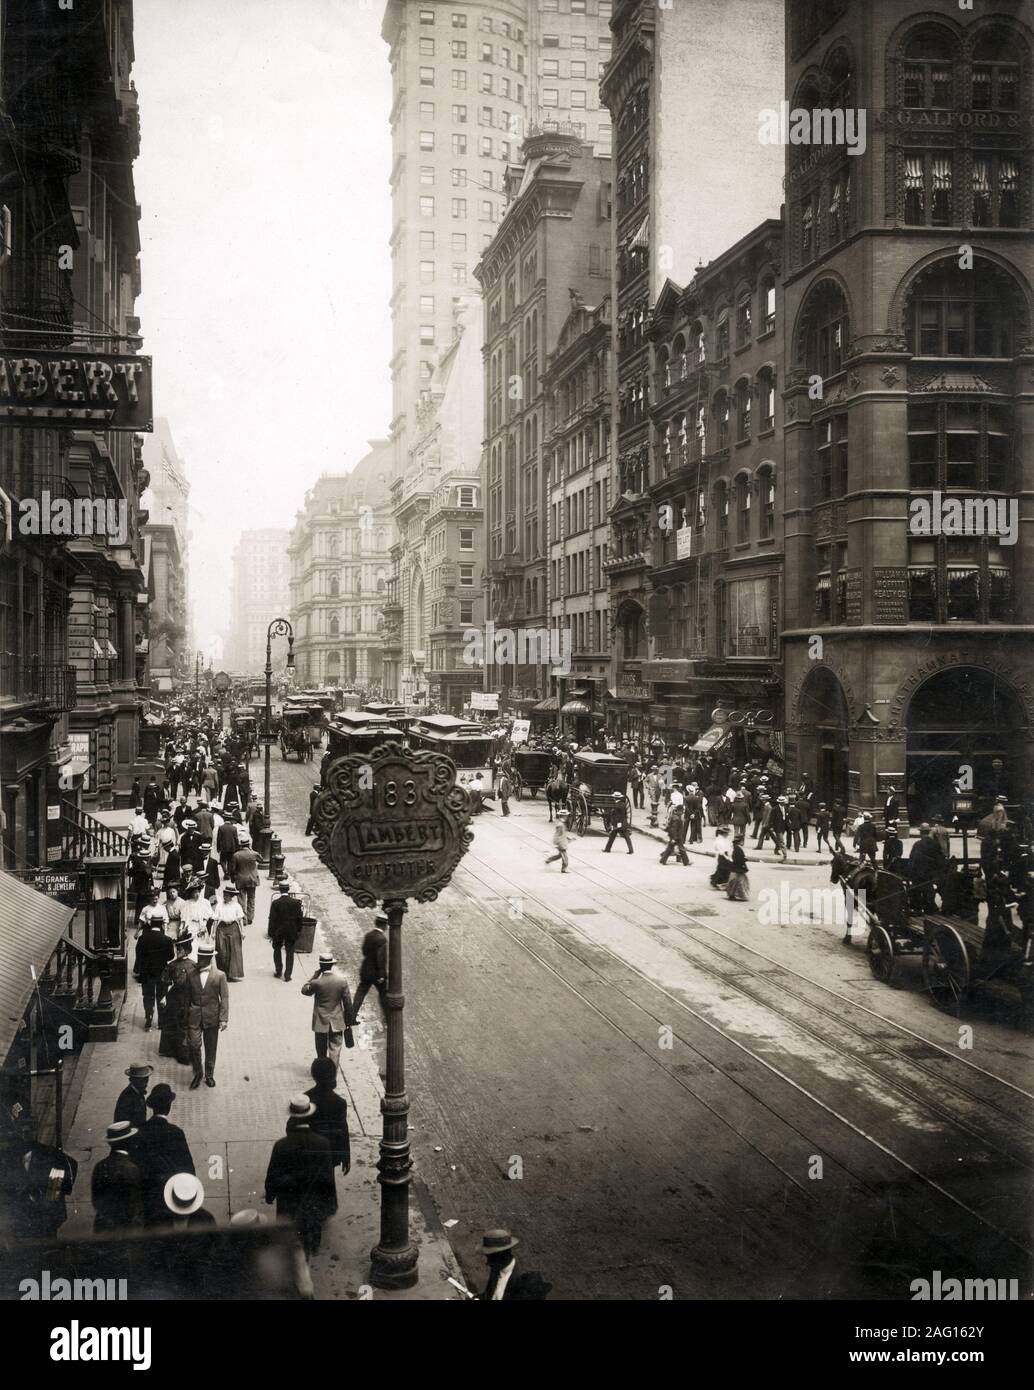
left=147, top=1082, right=176, bottom=1109
left=479, top=1228, right=519, bottom=1256
left=164, top=1172, right=205, bottom=1216
left=106, top=1120, right=138, bottom=1145
left=125, top=1062, right=153, bottom=1079
left=176, top=932, right=194, bottom=949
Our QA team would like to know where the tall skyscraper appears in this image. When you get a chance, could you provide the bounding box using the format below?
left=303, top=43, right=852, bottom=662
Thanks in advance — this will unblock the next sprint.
left=226, top=531, right=293, bottom=675
left=382, top=0, right=614, bottom=478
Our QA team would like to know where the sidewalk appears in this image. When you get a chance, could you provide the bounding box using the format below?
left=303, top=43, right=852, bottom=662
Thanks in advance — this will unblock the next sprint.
left=62, top=845, right=464, bottom=1301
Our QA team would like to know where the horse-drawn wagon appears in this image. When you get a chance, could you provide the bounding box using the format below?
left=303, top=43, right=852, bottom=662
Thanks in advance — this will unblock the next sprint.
left=566, top=752, right=630, bottom=836
left=512, top=747, right=554, bottom=801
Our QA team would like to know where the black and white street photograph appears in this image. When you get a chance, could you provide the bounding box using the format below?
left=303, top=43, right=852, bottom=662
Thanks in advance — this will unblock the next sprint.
left=0, top=0, right=1032, bottom=1356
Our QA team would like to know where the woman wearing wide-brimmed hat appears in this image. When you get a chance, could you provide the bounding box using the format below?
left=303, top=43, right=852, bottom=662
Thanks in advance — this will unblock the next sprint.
left=214, top=884, right=247, bottom=980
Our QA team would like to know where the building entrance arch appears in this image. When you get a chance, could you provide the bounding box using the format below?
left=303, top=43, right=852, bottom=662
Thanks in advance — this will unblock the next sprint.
left=905, top=666, right=1023, bottom=822
left=799, top=667, right=849, bottom=808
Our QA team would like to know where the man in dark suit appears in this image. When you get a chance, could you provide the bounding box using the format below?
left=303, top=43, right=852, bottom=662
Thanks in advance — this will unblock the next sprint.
left=134, top=920, right=174, bottom=1031
left=114, top=1061, right=152, bottom=1133
left=92, top=1121, right=143, bottom=1232
left=477, top=1229, right=552, bottom=1300
left=135, top=1082, right=195, bottom=1225
left=602, top=793, right=633, bottom=854
left=301, top=954, right=353, bottom=1063
left=269, top=880, right=304, bottom=981
left=264, top=1095, right=337, bottom=1257
left=185, top=944, right=229, bottom=1089
left=350, top=915, right=388, bottom=1024
left=216, top=817, right=240, bottom=880
left=305, top=1058, right=350, bottom=1174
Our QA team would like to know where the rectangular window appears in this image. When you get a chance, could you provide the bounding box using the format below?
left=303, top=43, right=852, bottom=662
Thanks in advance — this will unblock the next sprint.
left=420, top=260, right=435, bottom=282
left=542, top=88, right=559, bottom=107
left=419, top=37, right=435, bottom=55
left=451, top=198, right=467, bottom=218
left=458, top=486, right=475, bottom=507
left=543, top=34, right=559, bottom=48
left=452, top=12, right=466, bottom=27
left=420, top=230, right=435, bottom=249
left=481, top=73, right=493, bottom=92
left=419, top=67, right=435, bottom=86
left=727, top=577, right=776, bottom=657
left=571, top=89, right=587, bottom=108
left=420, top=295, right=435, bottom=315
left=571, top=61, right=586, bottom=78
left=571, top=0, right=587, bottom=11
left=419, top=129, right=435, bottom=150
left=481, top=42, right=493, bottom=61
left=480, top=136, right=493, bottom=156
left=904, top=152, right=953, bottom=226
left=451, top=167, right=467, bottom=186
left=571, top=34, right=586, bottom=49
left=419, top=9, right=435, bottom=23
left=420, top=325, right=435, bottom=344
left=452, top=264, right=467, bottom=284
left=452, top=104, right=467, bottom=123
left=459, top=564, right=474, bottom=586
left=419, top=101, right=435, bottom=119
left=460, top=600, right=474, bottom=624
left=459, top=528, right=474, bottom=550
left=452, top=232, right=467, bottom=251
left=543, top=59, right=559, bottom=77
left=480, top=105, right=493, bottom=125
left=452, top=133, right=467, bottom=154
left=420, top=196, right=435, bottom=217
left=451, top=40, right=467, bottom=57
left=480, top=200, right=494, bottom=221
left=452, top=69, right=467, bottom=88
left=419, top=165, right=435, bottom=185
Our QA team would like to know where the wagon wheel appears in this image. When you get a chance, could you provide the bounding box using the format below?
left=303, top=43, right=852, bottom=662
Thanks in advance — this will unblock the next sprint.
left=866, top=924, right=896, bottom=985
left=514, top=772, right=524, bottom=802
left=923, top=923, right=971, bottom=1012
left=568, top=791, right=589, bottom=837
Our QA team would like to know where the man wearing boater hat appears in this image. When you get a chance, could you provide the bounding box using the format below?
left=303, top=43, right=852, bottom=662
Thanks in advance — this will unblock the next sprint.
left=92, top=1121, right=143, bottom=1232
left=301, top=952, right=353, bottom=1064
left=185, top=943, right=229, bottom=1089
left=477, top=1228, right=552, bottom=1300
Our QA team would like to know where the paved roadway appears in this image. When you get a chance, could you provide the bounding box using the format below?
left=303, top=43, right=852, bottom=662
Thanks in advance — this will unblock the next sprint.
left=265, top=748, right=1034, bottom=1301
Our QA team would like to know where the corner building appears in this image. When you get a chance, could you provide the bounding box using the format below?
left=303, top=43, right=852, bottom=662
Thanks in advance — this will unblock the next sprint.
left=781, top=0, right=1034, bottom=822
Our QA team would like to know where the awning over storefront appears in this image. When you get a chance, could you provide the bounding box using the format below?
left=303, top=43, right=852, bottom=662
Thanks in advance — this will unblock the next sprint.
left=0, top=871, right=76, bottom=1062
left=533, top=696, right=559, bottom=712
left=692, top=725, right=732, bottom=753
left=560, top=700, right=592, bottom=715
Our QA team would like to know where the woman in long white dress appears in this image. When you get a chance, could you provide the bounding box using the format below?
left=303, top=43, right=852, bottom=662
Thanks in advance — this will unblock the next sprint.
left=179, top=881, right=211, bottom=962
left=214, top=885, right=247, bottom=981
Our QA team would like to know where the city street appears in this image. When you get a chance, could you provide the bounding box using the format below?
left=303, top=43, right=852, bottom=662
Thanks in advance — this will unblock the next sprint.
left=270, top=752, right=1034, bottom=1301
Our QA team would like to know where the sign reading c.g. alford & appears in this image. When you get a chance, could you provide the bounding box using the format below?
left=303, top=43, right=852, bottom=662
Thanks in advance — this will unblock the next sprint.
left=311, top=742, right=472, bottom=909
left=0, top=352, right=153, bottom=431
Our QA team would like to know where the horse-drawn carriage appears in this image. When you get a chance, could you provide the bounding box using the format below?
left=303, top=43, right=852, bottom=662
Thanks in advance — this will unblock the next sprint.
left=565, top=752, right=630, bottom=836
left=512, top=747, right=554, bottom=801
left=280, top=703, right=322, bottom=762
left=230, top=712, right=257, bottom=759
left=831, top=854, right=1034, bottom=1014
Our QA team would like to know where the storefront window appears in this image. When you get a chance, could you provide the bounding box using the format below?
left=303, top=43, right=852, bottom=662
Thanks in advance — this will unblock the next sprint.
left=727, top=577, right=777, bottom=657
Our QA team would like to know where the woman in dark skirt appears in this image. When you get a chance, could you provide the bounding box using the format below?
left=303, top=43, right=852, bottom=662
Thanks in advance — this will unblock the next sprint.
left=710, top=828, right=733, bottom=889
left=725, top=839, right=750, bottom=901
left=159, top=935, right=195, bottom=1063
left=162, top=844, right=182, bottom=894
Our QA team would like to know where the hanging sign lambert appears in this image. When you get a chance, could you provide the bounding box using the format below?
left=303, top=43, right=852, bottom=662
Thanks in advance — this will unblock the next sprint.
left=311, top=741, right=473, bottom=909
left=0, top=351, right=153, bottom=431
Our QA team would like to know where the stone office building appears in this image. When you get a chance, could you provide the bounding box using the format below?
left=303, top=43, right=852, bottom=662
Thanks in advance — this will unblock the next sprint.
left=781, top=0, right=1034, bottom=821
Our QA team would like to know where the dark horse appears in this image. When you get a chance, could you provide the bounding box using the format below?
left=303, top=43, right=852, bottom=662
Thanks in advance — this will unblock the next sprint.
left=829, top=851, right=894, bottom=944
left=546, top=769, right=569, bottom=823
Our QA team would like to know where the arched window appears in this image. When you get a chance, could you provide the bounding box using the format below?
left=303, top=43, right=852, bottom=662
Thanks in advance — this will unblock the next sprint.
left=758, top=466, right=776, bottom=539
left=715, top=308, right=730, bottom=360
left=656, top=343, right=670, bottom=388
left=329, top=616, right=339, bottom=638
left=902, top=28, right=956, bottom=109
left=907, top=261, right=1018, bottom=358
left=736, top=295, right=752, bottom=347
left=801, top=280, right=850, bottom=377
left=760, top=279, right=776, bottom=335
left=714, top=480, right=730, bottom=548
left=621, top=606, right=644, bottom=660
left=826, top=46, right=852, bottom=109
left=329, top=576, right=340, bottom=598
left=735, top=379, right=752, bottom=441
left=713, top=390, right=730, bottom=449
left=791, top=77, right=821, bottom=165
left=972, top=27, right=1020, bottom=111
left=757, top=367, right=776, bottom=431
left=736, top=474, right=752, bottom=543
left=327, top=535, right=339, bottom=557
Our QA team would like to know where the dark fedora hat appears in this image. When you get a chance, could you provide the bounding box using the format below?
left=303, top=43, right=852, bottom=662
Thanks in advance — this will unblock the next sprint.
left=147, top=1082, right=176, bottom=1108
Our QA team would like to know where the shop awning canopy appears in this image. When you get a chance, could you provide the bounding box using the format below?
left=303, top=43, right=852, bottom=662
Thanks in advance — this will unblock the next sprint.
left=692, top=725, right=732, bottom=752
left=0, top=871, right=76, bottom=1063
left=533, top=696, right=559, bottom=712
left=560, top=699, right=592, bottom=715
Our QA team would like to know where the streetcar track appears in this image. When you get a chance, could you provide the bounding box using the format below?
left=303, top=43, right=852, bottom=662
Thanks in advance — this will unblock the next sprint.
left=453, top=833, right=1033, bottom=1261
left=499, top=813, right=1034, bottom=1115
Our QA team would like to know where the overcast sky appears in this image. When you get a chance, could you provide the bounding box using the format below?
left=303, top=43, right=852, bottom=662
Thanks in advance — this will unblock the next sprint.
left=133, top=0, right=393, bottom=657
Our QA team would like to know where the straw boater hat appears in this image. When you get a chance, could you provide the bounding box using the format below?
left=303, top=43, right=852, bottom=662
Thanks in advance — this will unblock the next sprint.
left=106, top=1120, right=137, bottom=1145
left=318, top=952, right=336, bottom=968
left=230, top=1209, right=268, bottom=1227
left=479, top=1228, right=519, bottom=1256
left=197, top=943, right=215, bottom=958
left=288, top=1094, right=317, bottom=1121
left=125, top=1062, right=153, bottom=1079
left=223, top=885, right=240, bottom=897
left=164, top=1173, right=205, bottom=1217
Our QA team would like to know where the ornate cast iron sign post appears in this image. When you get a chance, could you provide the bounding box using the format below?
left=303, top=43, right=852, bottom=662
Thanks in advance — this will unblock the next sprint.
left=311, top=742, right=472, bottom=1289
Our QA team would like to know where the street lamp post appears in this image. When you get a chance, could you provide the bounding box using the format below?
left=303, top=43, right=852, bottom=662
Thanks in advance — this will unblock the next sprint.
left=261, top=618, right=294, bottom=861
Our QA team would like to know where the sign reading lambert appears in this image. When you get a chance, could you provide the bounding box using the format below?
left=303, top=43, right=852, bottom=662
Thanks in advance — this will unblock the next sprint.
left=311, top=741, right=473, bottom=909
left=0, top=351, right=153, bottom=431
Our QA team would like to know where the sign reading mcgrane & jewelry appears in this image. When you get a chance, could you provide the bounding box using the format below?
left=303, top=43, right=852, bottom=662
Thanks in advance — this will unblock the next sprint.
left=0, top=351, right=153, bottom=431
left=311, top=742, right=473, bottom=908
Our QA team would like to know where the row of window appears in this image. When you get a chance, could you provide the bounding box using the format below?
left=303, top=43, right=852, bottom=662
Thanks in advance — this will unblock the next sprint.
left=418, top=196, right=498, bottom=222
left=416, top=127, right=516, bottom=160
left=420, top=36, right=526, bottom=71
left=418, top=11, right=526, bottom=40
left=899, top=26, right=1024, bottom=112
left=550, top=548, right=607, bottom=598
left=815, top=539, right=1012, bottom=625
left=902, top=151, right=1022, bottom=229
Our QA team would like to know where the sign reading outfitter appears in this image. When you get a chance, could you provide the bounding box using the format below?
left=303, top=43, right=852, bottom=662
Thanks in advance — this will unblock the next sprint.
left=0, top=351, right=153, bottom=431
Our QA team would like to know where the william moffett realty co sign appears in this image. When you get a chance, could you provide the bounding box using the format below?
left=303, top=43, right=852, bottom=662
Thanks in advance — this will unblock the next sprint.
left=0, top=351, right=153, bottom=431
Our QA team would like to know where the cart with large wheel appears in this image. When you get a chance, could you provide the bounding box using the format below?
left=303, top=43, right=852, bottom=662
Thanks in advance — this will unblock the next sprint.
left=279, top=706, right=310, bottom=761
left=512, top=747, right=554, bottom=801
left=566, top=752, right=631, bottom=836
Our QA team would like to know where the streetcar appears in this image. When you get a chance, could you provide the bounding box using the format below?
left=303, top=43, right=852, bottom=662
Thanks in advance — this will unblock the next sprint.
left=325, top=711, right=405, bottom=762
left=407, top=713, right=495, bottom=792
left=363, top=702, right=418, bottom=734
